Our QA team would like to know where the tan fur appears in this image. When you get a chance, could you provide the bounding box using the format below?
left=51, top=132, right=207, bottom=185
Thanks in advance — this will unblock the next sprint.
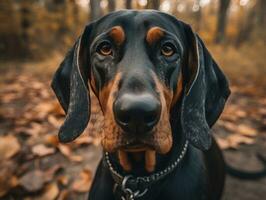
left=145, top=150, right=156, bottom=172
left=146, top=27, right=164, bottom=45
left=118, top=150, right=132, bottom=171
left=149, top=71, right=172, bottom=154
left=171, top=73, right=183, bottom=108
left=109, top=26, right=125, bottom=45
left=100, top=73, right=124, bottom=152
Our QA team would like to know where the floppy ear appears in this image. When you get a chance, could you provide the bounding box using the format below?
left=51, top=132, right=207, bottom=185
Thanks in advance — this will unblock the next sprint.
left=51, top=24, right=93, bottom=143
left=181, top=24, right=230, bottom=150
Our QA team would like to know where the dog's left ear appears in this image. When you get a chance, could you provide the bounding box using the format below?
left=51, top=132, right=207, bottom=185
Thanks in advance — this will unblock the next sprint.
left=181, top=24, right=230, bottom=150
left=51, top=24, right=94, bottom=143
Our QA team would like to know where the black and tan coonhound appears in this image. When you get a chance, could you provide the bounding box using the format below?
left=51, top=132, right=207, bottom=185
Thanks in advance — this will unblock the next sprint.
left=52, top=10, right=266, bottom=200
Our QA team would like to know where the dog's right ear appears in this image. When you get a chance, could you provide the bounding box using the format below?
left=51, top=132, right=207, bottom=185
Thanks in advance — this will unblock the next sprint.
left=51, top=23, right=94, bottom=143
left=180, top=23, right=230, bottom=150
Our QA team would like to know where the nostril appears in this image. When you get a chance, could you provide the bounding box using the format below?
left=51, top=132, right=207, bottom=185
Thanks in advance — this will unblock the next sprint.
left=114, top=101, right=130, bottom=126
left=113, top=93, right=161, bottom=133
left=143, top=110, right=157, bottom=123
left=117, top=111, right=130, bottom=124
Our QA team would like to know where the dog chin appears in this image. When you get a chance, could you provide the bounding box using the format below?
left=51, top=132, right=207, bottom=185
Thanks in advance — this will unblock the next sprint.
left=117, top=140, right=172, bottom=173
left=117, top=146, right=157, bottom=173
left=102, top=133, right=173, bottom=172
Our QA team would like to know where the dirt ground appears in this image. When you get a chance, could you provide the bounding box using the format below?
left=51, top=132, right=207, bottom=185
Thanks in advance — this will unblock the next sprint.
left=0, top=44, right=265, bottom=199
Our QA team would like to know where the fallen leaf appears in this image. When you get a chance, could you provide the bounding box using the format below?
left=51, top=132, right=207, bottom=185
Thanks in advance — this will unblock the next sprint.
left=58, top=144, right=71, bottom=157
left=57, top=189, right=69, bottom=200
left=218, top=121, right=237, bottom=132
left=44, top=165, right=63, bottom=183
left=44, top=134, right=59, bottom=147
left=32, top=144, right=56, bottom=157
left=237, top=124, right=257, bottom=137
left=216, top=137, right=230, bottom=150
left=0, top=161, right=18, bottom=197
left=34, top=102, right=55, bottom=115
left=57, top=175, right=69, bottom=186
left=21, top=122, right=43, bottom=137
left=58, top=144, right=83, bottom=162
left=74, top=134, right=92, bottom=146
left=0, top=135, right=21, bottom=159
left=71, top=169, right=92, bottom=193
left=37, top=183, right=59, bottom=200
left=217, top=134, right=255, bottom=150
left=47, top=115, right=63, bottom=128
left=19, top=170, right=46, bottom=192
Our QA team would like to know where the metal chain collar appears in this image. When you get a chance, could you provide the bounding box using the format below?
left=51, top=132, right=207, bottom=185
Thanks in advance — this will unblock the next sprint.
left=105, top=140, right=189, bottom=200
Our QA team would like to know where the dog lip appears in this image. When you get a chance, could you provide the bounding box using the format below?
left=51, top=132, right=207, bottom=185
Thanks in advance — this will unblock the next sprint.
left=124, top=145, right=148, bottom=152
left=120, top=142, right=154, bottom=152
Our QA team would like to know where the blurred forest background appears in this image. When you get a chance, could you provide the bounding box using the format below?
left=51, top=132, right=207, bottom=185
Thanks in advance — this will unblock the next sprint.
left=0, top=0, right=265, bottom=200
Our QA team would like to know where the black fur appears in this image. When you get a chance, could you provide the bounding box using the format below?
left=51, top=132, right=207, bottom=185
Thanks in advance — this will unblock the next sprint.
left=51, top=10, right=265, bottom=200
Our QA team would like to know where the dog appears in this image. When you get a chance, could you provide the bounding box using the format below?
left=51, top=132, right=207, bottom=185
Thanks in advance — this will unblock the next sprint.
left=52, top=10, right=266, bottom=200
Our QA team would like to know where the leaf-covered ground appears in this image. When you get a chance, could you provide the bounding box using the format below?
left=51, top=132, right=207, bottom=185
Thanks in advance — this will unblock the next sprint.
left=0, top=45, right=265, bottom=199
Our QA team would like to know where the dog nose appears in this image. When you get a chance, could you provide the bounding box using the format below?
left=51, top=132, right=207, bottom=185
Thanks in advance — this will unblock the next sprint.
left=114, top=93, right=161, bottom=134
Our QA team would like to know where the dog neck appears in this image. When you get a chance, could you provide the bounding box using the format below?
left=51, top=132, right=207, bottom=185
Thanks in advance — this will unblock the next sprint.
left=104, top=124, right=188, bottom=200
left=104, top=102, right=187, bottom=199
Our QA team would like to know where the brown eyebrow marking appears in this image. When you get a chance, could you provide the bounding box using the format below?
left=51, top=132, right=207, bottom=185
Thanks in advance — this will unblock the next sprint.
left=109, top=26, right=125, bottom=45
left=146, top=27, right=164, bottom=45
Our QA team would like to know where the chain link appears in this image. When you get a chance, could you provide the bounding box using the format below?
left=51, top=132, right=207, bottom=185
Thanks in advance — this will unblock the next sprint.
left=120, top=175, right=148, bottom=200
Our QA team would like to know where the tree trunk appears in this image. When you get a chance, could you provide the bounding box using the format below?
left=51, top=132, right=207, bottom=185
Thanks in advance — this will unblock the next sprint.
left=70, top=0, right=79, bottom=28
left=20, top=0, right=33, bottom=58
left=215, top=0, right=231, bottom=43
left=108, top=0, right=116, bottom=12
left=125, top=0, right=132, bottom=9
left=90, top=0, right=102, bottom=21
left=256, top=0, right=266, bottom=28
left=235, top=7, right=255, bottom=47
left=146, top=0, right=160, bottom=10
left=194, top=0, right=202, bottom=32
left=235, top=0, right=265, bottom=46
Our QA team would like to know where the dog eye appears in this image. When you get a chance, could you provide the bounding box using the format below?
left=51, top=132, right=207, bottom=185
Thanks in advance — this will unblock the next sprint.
left=161, top=43, right=175, bottom=57
left=97, top=41, right=113, bottom=56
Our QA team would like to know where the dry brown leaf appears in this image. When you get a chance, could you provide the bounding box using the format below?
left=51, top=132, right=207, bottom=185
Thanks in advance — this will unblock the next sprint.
left=71, top=168, right=92, bottom=193
left=22, top=122, right=43, bottom=137
left=45, top=165, right=63, bottom=183
left=52, top=102, right=65, bottom=116
left=69, top=155, right=83, bottom=162
left=58, top=144, right=83, bottom=162
left=0, top=135, right=21, bottom=159
left=219, top=121, right=237, bottom=132
left=235, top=110, right=247, bottom=118
left=47, top=115, right=63, bottom=128
left=74, top=134, right=92, bottom=146
left=32, top=144, right=56, bottom=157
left=44, top=134, right=60, bottom=147
left=0, top=161, right=18, bottom=198
left=19, top=170, right=46, bottom=192
left=216, top=137, right=231, bottom=150
left=58, top=144, right=72, bottom=157
left=57, top=175, right=69, bottom=186
left=37, top=183, right=59, bottom=200
left=237, top=124, right=257, bottom=137
left=217, top=132, right=255, bottom=150
left=57, top=189, right=69, bottom=200
left=34, top=102, right=55, bottom=114
left=0, top=176, right=18, bottom=197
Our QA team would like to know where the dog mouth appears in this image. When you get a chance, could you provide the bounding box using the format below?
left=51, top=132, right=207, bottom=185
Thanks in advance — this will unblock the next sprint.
left=117, top=143, right=156, bottom=173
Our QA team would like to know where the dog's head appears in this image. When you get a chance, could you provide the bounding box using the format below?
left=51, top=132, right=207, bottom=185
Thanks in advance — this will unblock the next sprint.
left=52, top=10, right=230, bottom=172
